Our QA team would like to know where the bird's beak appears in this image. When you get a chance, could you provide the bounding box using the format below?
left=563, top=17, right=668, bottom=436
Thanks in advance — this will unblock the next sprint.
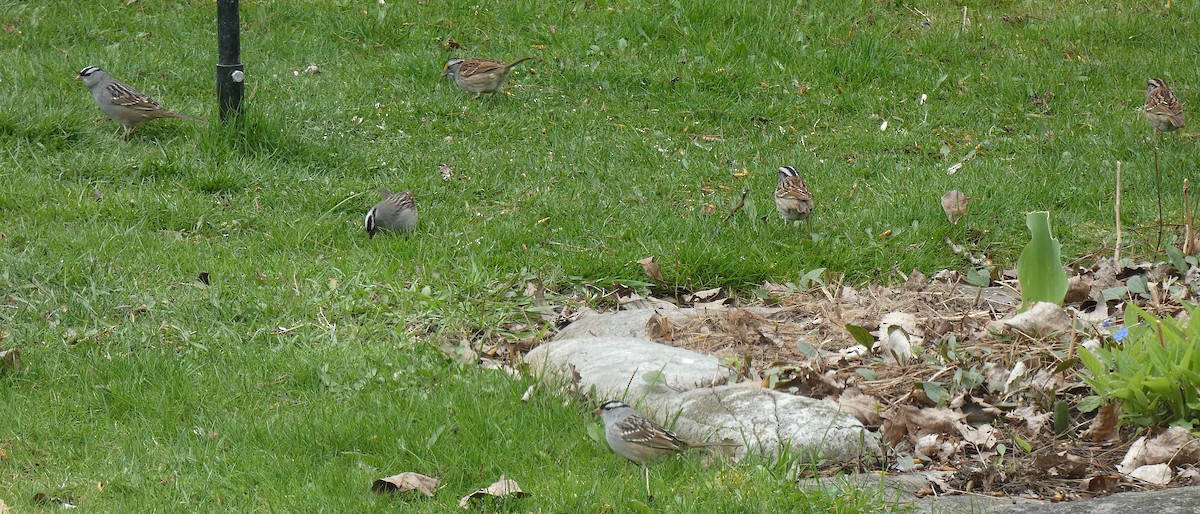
left=591, top=407, right=602, bottom=415
left=74, top=75, right=83, bottom=81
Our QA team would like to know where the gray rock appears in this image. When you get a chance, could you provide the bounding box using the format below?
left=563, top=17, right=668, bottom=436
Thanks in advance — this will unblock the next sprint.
left=524, top=336, right=735, bottom=401
left=664, top=385, right=881, bottom=465
left=553, top=309, right=687, bottom=341
left=525, top=335, right=879, bottom=464
left=553, top=306, right=781, bottom=341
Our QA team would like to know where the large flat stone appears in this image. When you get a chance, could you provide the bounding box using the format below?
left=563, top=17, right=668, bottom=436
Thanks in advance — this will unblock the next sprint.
left=553, top=307, right=780, bottom=341
left=525, top=337, right=734, bottom=400
left=525, top=336, right=878, bottom=464
left=665, top=385, right=880, bottom=464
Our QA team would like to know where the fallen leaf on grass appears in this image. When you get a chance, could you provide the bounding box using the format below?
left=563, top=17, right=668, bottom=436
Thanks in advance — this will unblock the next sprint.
left=0, top=498, right=8, bottom=514
left=636, top=256, right=663, bottom=281
left=438, top=163, right=453, bottom=180
left=0, top=348, right=18, bottom=375
left=458, top=475, right=528, bottom=508
left=372, top=472, right=440, bottom=496
left=941, top=190, right=969, bottom=224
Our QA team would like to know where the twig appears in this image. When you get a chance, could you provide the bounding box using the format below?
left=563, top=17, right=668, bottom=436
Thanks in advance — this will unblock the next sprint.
left=723, top=188, right=749, bottom=222
left=1154, top=134, right=1163, bottom=252
left=1184, top=179, right=1194, bottom=254
left=1115, top=161, right=1122, bottom=262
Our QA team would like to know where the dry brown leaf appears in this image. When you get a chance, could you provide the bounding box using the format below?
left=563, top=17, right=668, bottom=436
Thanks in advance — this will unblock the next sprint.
left=915, top=433, right=960, bottom=462
left=902, top=268, right=927, bottom=292
left=1005, top=405, right=1050, bottom=434
left=0, top=348, right=18, bottom=375
left=956, top=422, right=998, bottom=449
left=1033, top=451, right=1090, bottom=478
left=645, top=312, right=674, bottom=342
left=689, top=287, right=722, bottom=303
left=458, top=475, right=528, bottom=508
left=911, top=407, right=963, bottom=435
left=1084, top=474, right=1120, bottom=493
left=1082, top=403, right=1122, bottom=442
left=372, top=472, right=440, bottom=496
left=1129, top=463, right=1174, bottom=485
left=837, top=390, right=882, bottom=426
left=880, top=405, right=917, bottom=447
left=637, top=256, right=663, bottom=282
left=941, top=190, right=970, bottom=224
left=1120, top=427, right=1200, bottom=474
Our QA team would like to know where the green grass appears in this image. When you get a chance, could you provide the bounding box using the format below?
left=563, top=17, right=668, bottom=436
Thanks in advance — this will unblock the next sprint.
left=1, top=0, right=1197, bottom=510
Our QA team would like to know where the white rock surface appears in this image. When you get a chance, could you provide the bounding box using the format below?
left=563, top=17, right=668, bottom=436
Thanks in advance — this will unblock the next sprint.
left=526, top=329, right=880, bottom=464
left=525, top=337, right=735, bottom=400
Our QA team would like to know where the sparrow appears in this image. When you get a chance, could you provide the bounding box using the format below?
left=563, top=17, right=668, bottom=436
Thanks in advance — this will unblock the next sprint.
left=365, top=189, right=418, bottom=238
left=593, top=400, right=738, bottom=464
left=1145, top=78, right=1185, bottom=133
left=442, top=57, right=533, bottom=98
left=76, top=66, right=203, bottom=137
left=774, top=166, right=814, bottom=222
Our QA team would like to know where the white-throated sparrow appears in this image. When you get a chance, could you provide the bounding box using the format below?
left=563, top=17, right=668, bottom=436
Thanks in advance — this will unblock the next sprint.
left=1145, top=78, right=1185, bottom=133
left=774, top=166, right=814, bottom=222
left=442, top=57, right=533, bottom=98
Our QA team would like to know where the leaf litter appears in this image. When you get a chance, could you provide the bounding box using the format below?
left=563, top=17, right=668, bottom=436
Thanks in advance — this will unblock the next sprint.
left=434, top=250, right=1200, bottom=504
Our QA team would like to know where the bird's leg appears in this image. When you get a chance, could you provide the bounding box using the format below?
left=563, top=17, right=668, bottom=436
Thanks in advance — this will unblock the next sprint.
left=643, top=465, right=652, bottom=503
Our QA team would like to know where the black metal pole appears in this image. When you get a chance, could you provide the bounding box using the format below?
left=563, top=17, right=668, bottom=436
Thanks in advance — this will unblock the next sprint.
left=216, top=0, right=244, bottom=122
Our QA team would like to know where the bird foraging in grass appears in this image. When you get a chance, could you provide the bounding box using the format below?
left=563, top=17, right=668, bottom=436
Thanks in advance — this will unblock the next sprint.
left=365, top=189, right=418, bottom=238
left=774, top=166, right=814, bottom=223
left=442, top=57, right=534, bottom=99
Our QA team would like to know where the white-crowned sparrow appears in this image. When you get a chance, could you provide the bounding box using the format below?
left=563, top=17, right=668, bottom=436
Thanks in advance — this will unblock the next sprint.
left=365, top=189, right=418, bottom=238
left=1145, top=78, right=1185, bottom=133
left=75, top=66, right=204, bottom=138
left=593, top=400, right=737, bottom=464
left=774, top=166, right=814, bottom=222
left=442, top=57, right=533, bottom=99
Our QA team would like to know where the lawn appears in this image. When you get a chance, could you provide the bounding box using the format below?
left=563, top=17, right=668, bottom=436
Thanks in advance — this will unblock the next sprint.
left=0, top=0, right=1196, bottom=511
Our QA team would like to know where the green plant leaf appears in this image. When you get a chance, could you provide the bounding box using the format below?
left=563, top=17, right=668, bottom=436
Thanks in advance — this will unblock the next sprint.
left=916, top=381, right=949, bottom=405
left=844, top=324, right=876, bottom=351
left=1016, top=211, right=1069, bottom=310
left=1077, top=395, right=1106, bottom=413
